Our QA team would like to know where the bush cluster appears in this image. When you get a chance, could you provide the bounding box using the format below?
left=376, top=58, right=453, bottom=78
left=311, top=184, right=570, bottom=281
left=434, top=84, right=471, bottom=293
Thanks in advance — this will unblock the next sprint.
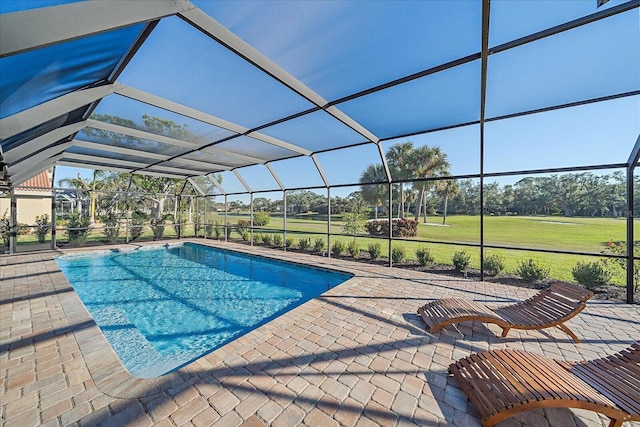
left=516, top=259, right=550, bottom=282
left=452, top=251, right=470, bottom=273
left=129, top=210, right=147, bottom=241
left=415, top=246, right=434, bottom=266
left=572, top=261, right=612, bottom=290
left=273, top=234, right=283, bottom=247
left=35, top=214, right=51, bottom=243
left=331, top=240, right=345, bottom=257
left=483, top=253, right=504, bottom=276
left=365, top=219, right=418, bottom=238
left=102, top=213, right=119, bottom=243
left=152, top=218, right=166, bottom=240
left=253, top=212, right=270, bottom=226
left=261, top=233, right=273, bottom=246
left=285, top=237, right=295, bottom=248
left=392, top=245, right=406, bottom=263
left=314, top=238, right=326, bottom=252
left=298, top=237, right=312, bottom=250
left=347, top=240, right=360, bottom=257
left=367, top=242, right=382, bottom=260
left=66, top=212, right=91, bottom=245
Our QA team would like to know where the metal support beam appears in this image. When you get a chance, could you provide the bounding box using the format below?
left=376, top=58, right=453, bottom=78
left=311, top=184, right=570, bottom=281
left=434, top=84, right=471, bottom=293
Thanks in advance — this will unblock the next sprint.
left=250, top=193, right=254, bottom=246
left=311, top=155, right=330, bottom=188
left=478, top=0, right=491, bottom=281
left=9, top=190, right=17, bottom=254
left=265, top=163, right=285, bottom=190
left=233, top=170, right=252, bottom=193
left=327, top=187, right=331, bottom=258
left=388, top=182, right=393, bottom=268
left=1, top=86, right=110, bottom=141
left=626, top=136, right=640, bottom=304
left=0, top=0, right=194, bottom=57
left=4, top=122, right=86, bottom=164
left=283, top=191, right=287, bottom=250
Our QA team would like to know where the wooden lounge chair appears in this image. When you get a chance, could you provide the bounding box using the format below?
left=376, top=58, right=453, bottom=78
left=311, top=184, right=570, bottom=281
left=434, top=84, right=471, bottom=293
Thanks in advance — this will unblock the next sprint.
left=449, top=343, right=640, bottom=427
left=417, top=282, right=593, bottom=342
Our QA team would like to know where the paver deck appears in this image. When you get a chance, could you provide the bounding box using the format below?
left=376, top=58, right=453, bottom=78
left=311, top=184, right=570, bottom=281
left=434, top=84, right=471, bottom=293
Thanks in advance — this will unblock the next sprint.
left=1, top=239, right=639, bottom=427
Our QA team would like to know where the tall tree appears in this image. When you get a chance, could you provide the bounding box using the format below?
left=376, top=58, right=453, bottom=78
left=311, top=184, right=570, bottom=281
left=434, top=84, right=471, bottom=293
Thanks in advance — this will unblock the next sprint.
left=411, top=146, right=450, bottom=222
left=359, top=164, right=388, bottom=219
left=386, top=142, right=414, bottom=218
left=435, top=179, right=460, bottom=225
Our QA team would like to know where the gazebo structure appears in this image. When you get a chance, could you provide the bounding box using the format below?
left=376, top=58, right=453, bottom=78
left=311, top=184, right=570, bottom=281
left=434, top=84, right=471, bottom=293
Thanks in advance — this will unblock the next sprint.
left=1, top=3, right=640, bottom=427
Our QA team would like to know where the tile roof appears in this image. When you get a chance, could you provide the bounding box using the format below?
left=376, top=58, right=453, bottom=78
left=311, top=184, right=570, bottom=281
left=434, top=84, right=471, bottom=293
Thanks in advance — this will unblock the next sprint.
left=18, top=171, right=51, bottom=191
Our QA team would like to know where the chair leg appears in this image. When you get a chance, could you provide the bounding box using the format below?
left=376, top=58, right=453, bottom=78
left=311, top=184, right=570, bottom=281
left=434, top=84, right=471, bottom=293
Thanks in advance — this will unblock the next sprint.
left=500, top=326, right=511, bottom=338
left=608, top=418, right=623, bottom=427
left=556, top=323, right=580, bottom=343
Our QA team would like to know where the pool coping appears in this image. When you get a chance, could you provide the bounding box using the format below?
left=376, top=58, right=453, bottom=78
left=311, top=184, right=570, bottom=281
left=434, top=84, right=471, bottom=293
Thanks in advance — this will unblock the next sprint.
left=53, top=239, right=363, bottom=399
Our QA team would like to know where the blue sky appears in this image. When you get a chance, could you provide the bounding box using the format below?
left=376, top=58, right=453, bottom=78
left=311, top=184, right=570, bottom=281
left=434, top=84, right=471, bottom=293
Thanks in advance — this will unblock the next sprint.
left=51, top=1, right=639, bottom=197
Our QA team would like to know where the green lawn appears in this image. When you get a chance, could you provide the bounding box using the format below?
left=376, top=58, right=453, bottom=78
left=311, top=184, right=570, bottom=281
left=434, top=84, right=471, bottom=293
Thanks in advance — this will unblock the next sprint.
left=14, top=213, right=636, bottom=287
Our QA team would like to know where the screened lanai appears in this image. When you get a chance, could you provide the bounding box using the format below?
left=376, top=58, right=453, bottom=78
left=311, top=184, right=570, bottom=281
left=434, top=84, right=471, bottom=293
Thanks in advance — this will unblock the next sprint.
left=1, top=0, right=639, bottom=302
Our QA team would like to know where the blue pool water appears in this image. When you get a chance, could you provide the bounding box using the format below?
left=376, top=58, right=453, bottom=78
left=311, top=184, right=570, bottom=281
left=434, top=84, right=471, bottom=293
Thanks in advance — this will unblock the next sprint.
left=55, top=243, right=351, bottom=378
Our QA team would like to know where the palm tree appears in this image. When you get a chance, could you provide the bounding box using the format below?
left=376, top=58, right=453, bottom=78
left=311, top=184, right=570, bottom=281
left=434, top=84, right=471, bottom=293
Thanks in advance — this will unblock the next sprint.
left=411, top=146, right=450, bottom=222
left=359, top=164, right=388, bottom=219
left=385, top=142, right=414, bottom=218
left=435, top=179, right=460, bottom=225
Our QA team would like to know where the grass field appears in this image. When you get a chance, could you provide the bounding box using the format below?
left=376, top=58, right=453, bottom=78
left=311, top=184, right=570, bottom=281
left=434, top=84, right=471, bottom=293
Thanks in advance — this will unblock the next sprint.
left=13, top=213, right=637, bottom=287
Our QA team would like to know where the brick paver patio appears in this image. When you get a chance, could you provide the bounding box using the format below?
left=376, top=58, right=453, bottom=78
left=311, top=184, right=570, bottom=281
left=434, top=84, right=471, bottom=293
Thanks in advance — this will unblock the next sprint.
left=1, top=239, right=638, bottom=427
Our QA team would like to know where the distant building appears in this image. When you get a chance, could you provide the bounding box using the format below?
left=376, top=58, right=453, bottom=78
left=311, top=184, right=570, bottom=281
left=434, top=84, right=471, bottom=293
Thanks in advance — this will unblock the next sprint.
left=0, top=171, right=52, bottom=224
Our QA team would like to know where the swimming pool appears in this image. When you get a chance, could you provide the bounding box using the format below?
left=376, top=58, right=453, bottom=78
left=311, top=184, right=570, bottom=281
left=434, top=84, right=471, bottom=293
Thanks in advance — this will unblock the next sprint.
left=55, top=243, right=351, bottom=378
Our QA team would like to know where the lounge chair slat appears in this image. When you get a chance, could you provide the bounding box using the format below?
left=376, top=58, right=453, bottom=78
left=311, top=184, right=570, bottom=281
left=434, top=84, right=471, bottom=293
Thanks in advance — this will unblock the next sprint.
left=568, top=355, right=640, bottom=415
left=419, top=282, right=591, bottom=342
left=450, top=345, right=638, bottom=427
left=471, top=353, right=528, bottom=405
left=458, top=356, right=510, bottom=416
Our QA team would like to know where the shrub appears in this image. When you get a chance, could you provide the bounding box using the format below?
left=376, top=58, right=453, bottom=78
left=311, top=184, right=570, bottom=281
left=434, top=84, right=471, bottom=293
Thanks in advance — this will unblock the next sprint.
left=452, top=250, right=470, bottom=273
left=225, top=225, right=233, bottom=239
left=66, top=212, right=91, bottom=245
left=102, top=213, right=119, bottom=243
left=241, top=230, right=250, bottom=241
left=205, top=220, right=215, bottom=238
left=314, top=238, right=326, bottom=252
left=0, top=210, right=9, bottom=247
left=392, top=245, right=406, bottom=263
left=129, top=210, right=146, bottom=241
left=347, top=240, right=360, bottom=257
left=35, top=214, right=51, bottom=243
left=367, top=242, right=382, bottom=260
left=254, top=233, right=263, bottom=244
left=516, top=259, right=550, bottom=282
left=236, top=220, right=250, bottom=235
left=483, top=253, right=505, bottom=276
left=342, top=212, right=364, bottom=236
left=253, top=212, right=270, bottom=226
left=365, top=219, right=418, bottom=237
left=273, top=234, right=283, bottom=247
left=298, top=237, right=311, bottom=250
left=152, top=218, right=166, bottom=240
left=261, top=233, right=273, bottom=246
left=331, top=240, right=345, bottom=257
left=285, top=237, right=295, bottom=248
left=572, top=261, right=612, bottom=290
left=415, top=246, right=434, bottom=266
left=214, top=222, right=223, bottom=239
left=601, top=240, right=640, bottom=291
